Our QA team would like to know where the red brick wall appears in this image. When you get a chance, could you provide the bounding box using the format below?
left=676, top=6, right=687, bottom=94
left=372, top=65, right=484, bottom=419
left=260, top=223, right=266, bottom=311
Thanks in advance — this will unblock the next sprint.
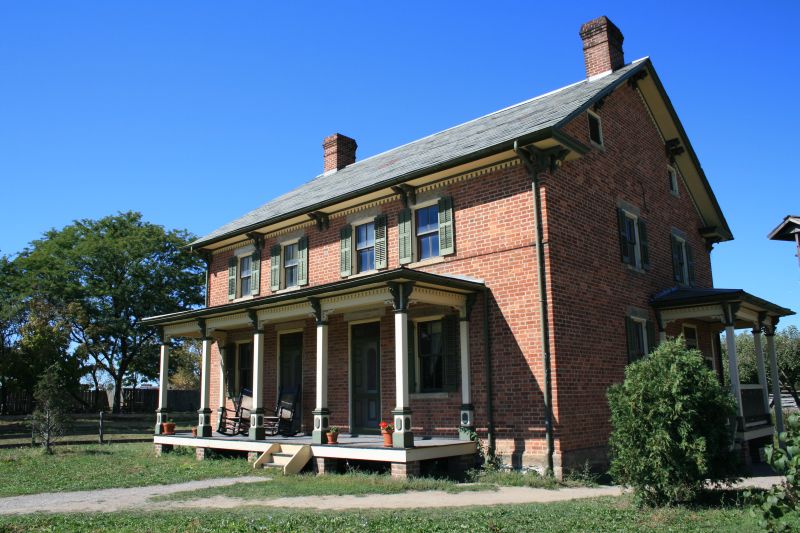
left=547, top=82, right=714, bottom=464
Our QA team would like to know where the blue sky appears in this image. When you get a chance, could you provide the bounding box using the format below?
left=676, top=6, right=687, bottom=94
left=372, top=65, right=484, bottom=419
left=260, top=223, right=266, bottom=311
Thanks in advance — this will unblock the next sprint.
left=1, top=2, right=797, bottom=328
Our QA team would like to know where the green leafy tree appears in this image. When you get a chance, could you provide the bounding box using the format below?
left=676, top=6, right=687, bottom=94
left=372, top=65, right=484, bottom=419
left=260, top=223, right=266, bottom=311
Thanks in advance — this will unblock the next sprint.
left=169, top=339, right=201, bottom=390
left=15, top=212, right=204, bottom=412
left=0, top=255, right=24, bottom=412
left=607, top=338, right=739, bottom=506
left=31, top=364, right=74, bottom=453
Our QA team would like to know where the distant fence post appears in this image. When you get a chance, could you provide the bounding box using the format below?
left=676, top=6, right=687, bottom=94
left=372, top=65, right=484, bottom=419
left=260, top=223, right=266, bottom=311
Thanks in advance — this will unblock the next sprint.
left=30, top=415, right=36, bottom=447
left=99, top=411, right=105, bottom=444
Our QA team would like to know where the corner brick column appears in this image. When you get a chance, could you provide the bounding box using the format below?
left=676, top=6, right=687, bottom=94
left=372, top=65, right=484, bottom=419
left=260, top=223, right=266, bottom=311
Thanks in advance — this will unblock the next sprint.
left=155, top=340, right=170, bottom=434
left=249, top=314, right=266, bottom=440
left=196, top=447, right=210, bottom=461
left=765, top=321, right=785, bottom=435
left=197, top=336, right=213, bottom=437
left=391, top=461, right=420, bottom=479
left=389, top=282, right=414, bottom=448
left=459, top=301, right=475, bottom=440
left=311, top=299, right=330, bottom=444
left=314, top=457, right=340, bottom=475
left=154, top=443, right=173, bottom=456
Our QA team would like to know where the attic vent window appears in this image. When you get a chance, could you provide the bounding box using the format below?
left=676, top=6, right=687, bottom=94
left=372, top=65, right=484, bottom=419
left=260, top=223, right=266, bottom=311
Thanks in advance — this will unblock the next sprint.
left=668, top=166, right=679, bottom=196
left=588, top=111, right=603, bottom=147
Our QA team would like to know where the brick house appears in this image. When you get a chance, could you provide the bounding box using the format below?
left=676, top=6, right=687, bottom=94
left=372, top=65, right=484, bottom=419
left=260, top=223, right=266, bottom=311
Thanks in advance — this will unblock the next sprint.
left=145, top=16, right=794, bottom=477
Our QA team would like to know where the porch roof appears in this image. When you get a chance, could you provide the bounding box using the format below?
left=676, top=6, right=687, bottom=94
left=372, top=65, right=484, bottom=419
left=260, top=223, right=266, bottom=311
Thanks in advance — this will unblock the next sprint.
left=142, top=268, right=485, bottom=328
left=768, top=215, right=800, bottom=241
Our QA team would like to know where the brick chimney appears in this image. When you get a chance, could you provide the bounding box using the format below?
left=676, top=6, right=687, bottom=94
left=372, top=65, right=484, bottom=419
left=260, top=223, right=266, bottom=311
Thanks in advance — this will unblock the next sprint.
left=323, top=133, right=357, bottom=173
left=579, top=16, right=625, bottom=78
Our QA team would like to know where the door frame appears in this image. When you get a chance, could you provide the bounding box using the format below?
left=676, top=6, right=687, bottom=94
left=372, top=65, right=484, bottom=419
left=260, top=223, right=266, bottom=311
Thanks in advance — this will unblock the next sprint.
left=348, top=318, right=381, bottom=435
left=276, top=329, right=303, bottom=432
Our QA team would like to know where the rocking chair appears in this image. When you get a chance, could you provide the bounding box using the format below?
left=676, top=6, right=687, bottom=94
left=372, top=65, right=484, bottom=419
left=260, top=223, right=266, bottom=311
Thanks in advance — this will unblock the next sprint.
left=217, top=388, right=253, bottom=436
left=264, top=385, right=300, bottom=437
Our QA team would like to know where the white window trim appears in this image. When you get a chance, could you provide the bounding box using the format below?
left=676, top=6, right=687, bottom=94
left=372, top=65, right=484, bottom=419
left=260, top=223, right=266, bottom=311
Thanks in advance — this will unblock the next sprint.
left=587, top=110, right=604, bottom=148
left=232, top=245, right=255, bottom=301
left=350, top=216, right=378, bottom=276
left=410, top=198, right=441, bottom=264
left=668, top=165, right=680, bottom=197
left=631, top=316, right=648, bottom=359
left=273, top=236, right=300, bottom=293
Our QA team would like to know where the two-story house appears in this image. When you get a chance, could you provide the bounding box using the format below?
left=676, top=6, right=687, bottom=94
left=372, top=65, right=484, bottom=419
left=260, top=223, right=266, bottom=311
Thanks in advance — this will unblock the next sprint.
left=144, top=16, right=794, bottom=478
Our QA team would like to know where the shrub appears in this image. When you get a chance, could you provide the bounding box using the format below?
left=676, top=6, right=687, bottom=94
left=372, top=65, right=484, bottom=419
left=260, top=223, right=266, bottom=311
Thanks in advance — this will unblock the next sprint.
left=747, top=412, right=800, bottom=531
left=31, top=364, right=74, bottom=454
left=607, top=337, right=739, bottom=506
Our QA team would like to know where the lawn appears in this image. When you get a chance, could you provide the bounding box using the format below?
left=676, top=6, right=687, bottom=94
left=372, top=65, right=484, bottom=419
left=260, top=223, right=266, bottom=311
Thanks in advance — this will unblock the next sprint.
left=0, top=497, right=760, bottom=532
left=0, top=412, right=196, bottom=447
left=0, top=442, right=261, bottom=497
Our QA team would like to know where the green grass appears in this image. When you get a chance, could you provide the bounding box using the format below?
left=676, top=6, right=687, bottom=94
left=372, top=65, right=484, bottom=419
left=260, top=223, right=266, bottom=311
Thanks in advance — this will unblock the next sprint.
left=0, top=496, right=760, bottom=532
left=468, top=468, right=597, bottom=489
left=0, top=442, right=262, bottom=497
left=156, top=470, right=490, bottom=502
left=0, top=413, right=196, bottom=447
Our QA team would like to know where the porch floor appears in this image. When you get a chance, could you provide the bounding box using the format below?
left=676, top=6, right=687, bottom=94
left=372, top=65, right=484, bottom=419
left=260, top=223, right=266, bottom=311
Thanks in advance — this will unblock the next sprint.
left=154, top=431, right=477, bottom=464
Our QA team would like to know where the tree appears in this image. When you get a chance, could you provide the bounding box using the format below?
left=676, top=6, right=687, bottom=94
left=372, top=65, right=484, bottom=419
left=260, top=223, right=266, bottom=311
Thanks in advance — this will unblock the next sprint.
left=15, top=212, right=204, bottom=412
left=607, top=338, right=738, bottom=506
left=728, top=326, right=800, bottom=407
left=32, top=364, right=74, bottom=453
left=169, top=339, right=201, bottom=390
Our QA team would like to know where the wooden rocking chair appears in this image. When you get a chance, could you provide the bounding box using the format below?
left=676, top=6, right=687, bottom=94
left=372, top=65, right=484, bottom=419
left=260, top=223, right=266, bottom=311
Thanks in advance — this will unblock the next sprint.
left=264, top=385, right=300, bottom=437
left=217, top=388, right=253, bottom=436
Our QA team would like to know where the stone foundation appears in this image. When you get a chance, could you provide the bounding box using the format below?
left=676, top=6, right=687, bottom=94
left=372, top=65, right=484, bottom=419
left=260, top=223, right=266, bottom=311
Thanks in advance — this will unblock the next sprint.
left=196, top=447, right=210, bottom=461
left=391, top=461, right=420, bottom=479
left=314, top=457, right=341, bottom=475
left=154, top=443, right=173, bottom=456
left=247, top=451, right=260, bottom=463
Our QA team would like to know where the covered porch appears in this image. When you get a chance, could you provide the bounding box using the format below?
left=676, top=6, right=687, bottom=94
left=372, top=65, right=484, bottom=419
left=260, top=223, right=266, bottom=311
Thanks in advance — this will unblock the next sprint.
left=143, top=269, right=484, bottom=475
left=652, top=287, right=795, bottom=462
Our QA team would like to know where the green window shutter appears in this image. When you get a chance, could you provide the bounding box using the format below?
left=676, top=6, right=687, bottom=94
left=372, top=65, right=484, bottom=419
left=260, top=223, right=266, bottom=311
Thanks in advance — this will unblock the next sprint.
left=438, top=196, right=455, bottom=256
left=407, top=319, right=416, bottom=395
left=617, top=208, right=630, bottom=264
left=398, top=208, right=413, bottom=265
left=227, top=256, right=237, bottom=300
left=625, top=317, right=638, bottom=363
left=443, top=315, right=460, bottom=392
left=638, top=219, right=650, bottom=270
left=686, top=243, right=695, bottom=287
left=298, top=236, right=308, bottom=286
left=250, top=250, right=261, bottom=296
left=646, top=320, right=657, bottom=354
left=270, top=244, right=281, bottom=291
left=224, top=344, right=236, bottom=399
left=340, top=225, right=352, bottom=277
left=374, top=214, right=387, bottom=269
left=671, top=235, right=683, bottom=284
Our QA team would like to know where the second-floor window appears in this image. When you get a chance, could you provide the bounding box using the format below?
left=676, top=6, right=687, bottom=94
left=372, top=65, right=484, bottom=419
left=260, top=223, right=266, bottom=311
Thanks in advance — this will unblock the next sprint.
left=588, top=110, right=603, bottom=147
left=416, top=205, right=440, bottom=261
left=239, top=256, right=252, bottom=296
left=269, top=237, right=308, bottom=291
left=340, top=215, right=387, bottom=277
left=284, top=243, right=299, bottom=288
left=670, top=232, right=695, bottom=286
left=227, top=248, right=261, bottom=301
left=616, top=207, right=649, bottom=270
left=356, top=222, right=375, bottom=273
left=398, top=196, right=455, bottom=265
left=668, top=166, right=679, bottom=196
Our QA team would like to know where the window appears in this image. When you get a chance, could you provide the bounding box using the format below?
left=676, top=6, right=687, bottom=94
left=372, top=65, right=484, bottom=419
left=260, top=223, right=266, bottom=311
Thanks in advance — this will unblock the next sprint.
left=417, top=320, right=444, bottom=392
left=683, top=325, right=698, bottom=349
left=269, top=237, right=308, bottom=291
left=617, top=208, right=649, bottom=270
left=239, top=255, right=252, bottom=296
left=668, top=166, right=679, bottom=196
left=237, top=342, right=253, bottom=394
left=416, top=205, right=440, bottom=261
left=670, top=233, right=694, bottom=286
left=588, top=111, right=603, bottom=147
left=355, top=222, right=375, bottom=273
left=625, top=316, right=655, bottom=363
left=283, top=243, right=299, bottom=288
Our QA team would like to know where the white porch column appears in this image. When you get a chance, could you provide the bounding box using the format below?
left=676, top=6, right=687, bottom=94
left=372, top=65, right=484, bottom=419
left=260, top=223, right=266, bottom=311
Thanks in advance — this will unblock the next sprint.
left=752, top=327, right=770, bottom=414
left=155, top=338, right=170, bottom=434
left=725, top=325, right=744, bottom=420
left=197, top=333, right=213, bottom=437
left=458, top=298, right=475, bottom=440
left=216, top=338, right=228, bottom=433
left=766, top=323, right=785, bottom=436
left=249, top=313, right=266, bottom=440
left=389, top=282, right=414, bottom=448
left=311, top=299, right=330, bottom=444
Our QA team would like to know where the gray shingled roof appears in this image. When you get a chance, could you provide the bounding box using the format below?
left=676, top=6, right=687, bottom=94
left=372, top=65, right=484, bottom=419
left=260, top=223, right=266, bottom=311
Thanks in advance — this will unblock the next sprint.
left=192, top=59, right=647, bottom=248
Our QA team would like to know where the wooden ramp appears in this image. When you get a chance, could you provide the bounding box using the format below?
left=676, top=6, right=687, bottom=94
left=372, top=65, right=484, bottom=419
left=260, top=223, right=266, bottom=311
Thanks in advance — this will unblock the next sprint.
left=253, top=443, right=312, bottom=475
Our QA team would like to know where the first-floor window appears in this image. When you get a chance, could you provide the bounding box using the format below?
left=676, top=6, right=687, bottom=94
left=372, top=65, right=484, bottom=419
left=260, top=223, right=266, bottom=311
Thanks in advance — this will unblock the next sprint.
left=625, top=316, right=654, bottom=363
left=283, top=243, right=299, bottom=288
left=417, top=320, right=444, bottom=392
left=238, top=343, right=253, bottom=394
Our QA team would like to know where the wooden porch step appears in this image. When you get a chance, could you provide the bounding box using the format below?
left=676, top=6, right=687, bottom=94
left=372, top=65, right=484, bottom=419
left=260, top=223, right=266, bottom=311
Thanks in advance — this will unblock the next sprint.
left=253, top=443, right=312, bottom=475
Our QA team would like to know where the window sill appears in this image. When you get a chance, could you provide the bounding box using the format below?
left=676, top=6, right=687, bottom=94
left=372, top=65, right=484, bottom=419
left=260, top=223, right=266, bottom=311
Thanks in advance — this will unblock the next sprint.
left=273, top=285, right=302, bottom=295
left=410, top=392, right=450, bottom=400
left=347, top=269, right=380, bottom=280
left=407, top=256, right=445, bottom=269
left=625, top=264, right=646, bottom=275
left=230, top=294, right=255, bottom=303
left=590, top=140, right=606, bottom=152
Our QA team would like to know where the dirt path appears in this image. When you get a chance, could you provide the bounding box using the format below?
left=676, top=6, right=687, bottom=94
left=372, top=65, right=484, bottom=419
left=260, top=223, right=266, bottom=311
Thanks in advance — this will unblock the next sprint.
left=0, top=475, right=782, bottom=515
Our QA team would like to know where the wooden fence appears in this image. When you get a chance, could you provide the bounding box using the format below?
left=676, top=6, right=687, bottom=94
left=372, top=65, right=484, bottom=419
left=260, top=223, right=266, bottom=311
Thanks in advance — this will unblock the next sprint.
left=0, top=388, right=199, bottom=415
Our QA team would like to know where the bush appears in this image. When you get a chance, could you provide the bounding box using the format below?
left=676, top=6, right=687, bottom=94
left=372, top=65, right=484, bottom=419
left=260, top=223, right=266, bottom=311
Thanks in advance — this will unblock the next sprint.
left=607, top=338, right=739, bottom=506
left=31, top=364, right=74, bottom=453
left=747, top=412, right=800, bottom=531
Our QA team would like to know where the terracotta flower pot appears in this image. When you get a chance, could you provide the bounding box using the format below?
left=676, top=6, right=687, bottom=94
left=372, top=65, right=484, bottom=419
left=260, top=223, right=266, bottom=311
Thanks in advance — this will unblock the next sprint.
left=382, top=430, right=393, bottom=447
left=162, top=422, right=176, bottom=435
left=326, top=432, right=339, bottom=444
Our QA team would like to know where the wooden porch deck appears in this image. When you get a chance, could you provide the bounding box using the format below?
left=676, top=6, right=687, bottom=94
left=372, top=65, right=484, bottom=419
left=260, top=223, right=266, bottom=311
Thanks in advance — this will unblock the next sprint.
left=154, top=432, right=477, bottom=464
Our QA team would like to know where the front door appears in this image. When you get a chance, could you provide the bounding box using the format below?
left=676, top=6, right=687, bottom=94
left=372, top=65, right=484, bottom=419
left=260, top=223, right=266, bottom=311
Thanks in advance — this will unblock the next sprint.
left=351, top=322, right=381, bottom=434
left=279, top=332, right=303, bottom=434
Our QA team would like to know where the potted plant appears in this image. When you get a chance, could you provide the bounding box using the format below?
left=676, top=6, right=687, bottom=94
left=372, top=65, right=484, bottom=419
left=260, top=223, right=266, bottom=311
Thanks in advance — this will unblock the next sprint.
left=379, top=421, right=394, bottom=447
left=191, top=426, right=198, bottom=438
left=161, top=419, right=176, bottom=435
left=326, top=426, right=340, bottom=444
